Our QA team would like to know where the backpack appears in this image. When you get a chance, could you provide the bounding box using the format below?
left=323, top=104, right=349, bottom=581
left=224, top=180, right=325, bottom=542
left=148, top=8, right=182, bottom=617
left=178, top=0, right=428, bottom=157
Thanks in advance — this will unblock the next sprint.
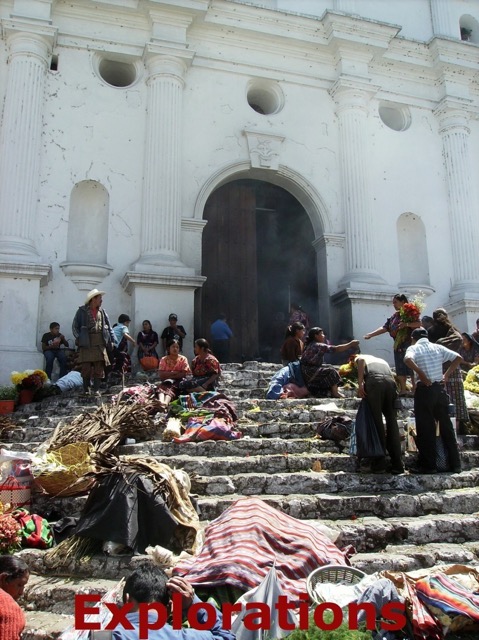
left=12, top=508, right=54, bottom=549
left=315, top=415, right=353, bottom=451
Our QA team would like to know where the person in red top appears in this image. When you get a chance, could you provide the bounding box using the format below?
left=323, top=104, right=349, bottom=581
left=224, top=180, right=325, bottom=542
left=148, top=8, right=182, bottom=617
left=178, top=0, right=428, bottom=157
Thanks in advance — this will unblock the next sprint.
left=178, top=338, right=221, bottom=393
left=0, top=556, right=29, bottom=640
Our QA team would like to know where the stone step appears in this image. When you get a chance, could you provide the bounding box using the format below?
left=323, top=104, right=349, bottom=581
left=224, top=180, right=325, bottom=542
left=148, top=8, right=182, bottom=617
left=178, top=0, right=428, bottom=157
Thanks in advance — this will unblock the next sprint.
left=23, top=611, right=71, bottom=640
left=121, top=436, right=339, bottom=457
left=332, top=512, right=479, bottom=553
left=116, top=450, right=478, bottom=478
left=31, top=473, right=479, bottom=525
left=24, top=574, right=120, bottom=615
left=350, top=543, right=479, bottom=574
left=196, top=486, right=479, bottom=521
left=191, top=468, right=479, bottom=497
left=18, top=511, right=479, bottom=580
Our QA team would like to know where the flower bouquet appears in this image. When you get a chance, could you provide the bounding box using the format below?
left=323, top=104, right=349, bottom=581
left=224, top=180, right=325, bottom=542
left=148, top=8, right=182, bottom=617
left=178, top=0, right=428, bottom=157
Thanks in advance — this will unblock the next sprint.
left=394, top=292, right=425, bottom=349
left=0, top=501, right=21, bottom=554
left=11, top=369, right=48, bottom=392
left=464, top=364, right=479, bottom=395
left=339, top=354, right=358, bottom=388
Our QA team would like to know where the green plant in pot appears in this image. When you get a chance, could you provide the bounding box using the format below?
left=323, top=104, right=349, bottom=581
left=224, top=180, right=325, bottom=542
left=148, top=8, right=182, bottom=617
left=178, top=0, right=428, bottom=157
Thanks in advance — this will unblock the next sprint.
left=0, top=386, right=18, bottom=401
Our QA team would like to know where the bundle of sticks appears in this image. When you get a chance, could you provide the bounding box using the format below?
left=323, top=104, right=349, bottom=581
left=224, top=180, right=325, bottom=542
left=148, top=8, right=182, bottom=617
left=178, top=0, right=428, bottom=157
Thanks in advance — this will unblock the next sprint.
left=47, top=403, right=158, bottom=454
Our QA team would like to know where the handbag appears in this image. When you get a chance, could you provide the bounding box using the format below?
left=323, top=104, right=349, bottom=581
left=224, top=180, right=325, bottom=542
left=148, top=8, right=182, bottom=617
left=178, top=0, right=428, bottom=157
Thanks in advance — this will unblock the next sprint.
left=140, top=355, right=159, bottom=371
left=316, top=416, right=353, bottom=452
left=354, top=399, right=386, bottom=458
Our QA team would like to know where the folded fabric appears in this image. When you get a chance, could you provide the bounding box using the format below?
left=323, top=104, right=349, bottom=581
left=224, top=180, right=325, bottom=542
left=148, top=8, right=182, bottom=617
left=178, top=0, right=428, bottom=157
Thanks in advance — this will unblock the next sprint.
left=173, top=496, right=346, bottom=598
left=173, top=416, right=242, bottom=442
left=416, top=572, right=479, bottom=633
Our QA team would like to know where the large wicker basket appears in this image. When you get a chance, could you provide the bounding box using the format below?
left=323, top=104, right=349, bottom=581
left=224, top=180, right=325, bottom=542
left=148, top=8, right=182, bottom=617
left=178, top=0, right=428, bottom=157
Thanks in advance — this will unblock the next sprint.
left=33, top=442, right=94, bottom=497
left=307, top=564, right=366, bottom=604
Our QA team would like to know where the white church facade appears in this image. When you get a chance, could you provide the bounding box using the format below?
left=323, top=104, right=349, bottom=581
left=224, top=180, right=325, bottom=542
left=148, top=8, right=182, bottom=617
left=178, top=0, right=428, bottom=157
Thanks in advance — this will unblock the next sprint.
left=1, top=0, right=479, bottom=381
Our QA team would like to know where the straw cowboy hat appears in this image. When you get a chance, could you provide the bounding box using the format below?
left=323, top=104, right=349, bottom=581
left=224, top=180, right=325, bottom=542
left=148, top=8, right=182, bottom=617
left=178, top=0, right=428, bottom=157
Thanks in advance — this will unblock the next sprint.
left=85, top=289, right=106, bottom=305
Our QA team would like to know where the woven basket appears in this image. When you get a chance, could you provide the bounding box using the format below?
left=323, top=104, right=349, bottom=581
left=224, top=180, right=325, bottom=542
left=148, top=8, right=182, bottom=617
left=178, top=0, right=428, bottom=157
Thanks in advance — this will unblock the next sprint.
left=307, top=564, right=366, bottom=604
left=34, top=442, right=94, bottom=497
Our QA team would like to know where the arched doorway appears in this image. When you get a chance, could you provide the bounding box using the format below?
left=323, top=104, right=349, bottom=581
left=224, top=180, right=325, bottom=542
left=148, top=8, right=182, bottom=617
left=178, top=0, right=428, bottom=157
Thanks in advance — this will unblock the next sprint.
left=200, top=179, right=319, bottom=362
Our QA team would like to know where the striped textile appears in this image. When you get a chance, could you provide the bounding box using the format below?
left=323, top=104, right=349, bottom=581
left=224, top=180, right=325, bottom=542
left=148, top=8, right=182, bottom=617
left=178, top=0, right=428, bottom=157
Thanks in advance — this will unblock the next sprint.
left=416, top=573, right=479, bottom=623
left=173, top=497, right=346, bottom=599
left=445, top=369, right=468, bottom=421
left=382, top=571, right=442, bottom=640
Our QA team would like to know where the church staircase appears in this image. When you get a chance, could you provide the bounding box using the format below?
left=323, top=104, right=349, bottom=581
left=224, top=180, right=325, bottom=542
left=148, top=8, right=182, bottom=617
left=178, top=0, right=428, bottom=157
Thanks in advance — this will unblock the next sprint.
left=2, top=361, right=479, bottom=638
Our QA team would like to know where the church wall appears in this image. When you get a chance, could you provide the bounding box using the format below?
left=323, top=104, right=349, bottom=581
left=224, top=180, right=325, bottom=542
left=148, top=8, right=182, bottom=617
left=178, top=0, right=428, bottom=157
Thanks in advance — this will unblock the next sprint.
left=1, top=0, right=479, bottom=380
left=34, top=42, right=147, bottom=343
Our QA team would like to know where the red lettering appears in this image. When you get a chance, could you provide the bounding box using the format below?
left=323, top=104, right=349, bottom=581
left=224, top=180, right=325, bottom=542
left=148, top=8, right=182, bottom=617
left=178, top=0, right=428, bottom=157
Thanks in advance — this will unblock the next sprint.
left=243, top=604, right=270, bottom=631
left=275, top=595, right=296, bottom=631
left=138, top=602, right=168, bottom=640
left=348, top=602, right=376, bottom=630
left=381, top=602, right=407, bottom=631
left=187, top=602, right=217, bottom=630
left=104, top=602, right=134, bottom=631
left=221, top=602, right=242, bottom=630
left=313, top=603, right=343, bottom=630
left=74, top=594, right=101, bottom=630
left=296, top=593, right=310, bottom=630
left=171, top=592, right=184, bottom=630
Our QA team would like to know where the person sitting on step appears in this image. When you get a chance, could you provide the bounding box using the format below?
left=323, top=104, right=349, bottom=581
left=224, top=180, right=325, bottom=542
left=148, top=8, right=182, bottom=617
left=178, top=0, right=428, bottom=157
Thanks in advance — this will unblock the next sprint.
left=41, top=322, right=69, bottom=381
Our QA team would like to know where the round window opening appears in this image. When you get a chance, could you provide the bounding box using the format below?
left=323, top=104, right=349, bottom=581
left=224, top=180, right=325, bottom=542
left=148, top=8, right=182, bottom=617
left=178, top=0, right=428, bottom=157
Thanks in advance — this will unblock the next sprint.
left=247, top=81, right=284, bottom=115
left=379, top=103, right=411, bottom=132
left=98, top=58, right=137, bottom=88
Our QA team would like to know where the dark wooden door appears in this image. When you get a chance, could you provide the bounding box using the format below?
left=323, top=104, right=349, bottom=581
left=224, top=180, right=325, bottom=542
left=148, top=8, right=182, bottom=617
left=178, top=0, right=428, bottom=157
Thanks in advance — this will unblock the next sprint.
left=201, top=182, right=258, bottom=361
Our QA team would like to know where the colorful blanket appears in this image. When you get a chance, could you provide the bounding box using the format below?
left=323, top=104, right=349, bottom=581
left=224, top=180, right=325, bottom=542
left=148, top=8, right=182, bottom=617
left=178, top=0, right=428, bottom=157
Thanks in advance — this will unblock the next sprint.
left=416, top=572, right=479, bottom=634
left=173, top=497, right=346, bottom=598
left=173, top=416, right=242, bottom=442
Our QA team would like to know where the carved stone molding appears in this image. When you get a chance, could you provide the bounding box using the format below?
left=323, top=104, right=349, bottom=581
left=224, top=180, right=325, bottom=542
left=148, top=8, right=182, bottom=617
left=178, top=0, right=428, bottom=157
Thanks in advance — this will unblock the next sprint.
left=60, top=262, right=113, bottom=291
left=244, top=131, right=285, bottom=170
left=0, top=262, right=51, bottom=286
left=121, top=271, right=206, bottom=294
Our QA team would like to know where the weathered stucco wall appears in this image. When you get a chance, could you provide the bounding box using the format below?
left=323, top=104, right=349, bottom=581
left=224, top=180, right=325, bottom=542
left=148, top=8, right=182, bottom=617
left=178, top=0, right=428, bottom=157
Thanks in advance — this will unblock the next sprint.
left=1, top=0, right=479, bottom=382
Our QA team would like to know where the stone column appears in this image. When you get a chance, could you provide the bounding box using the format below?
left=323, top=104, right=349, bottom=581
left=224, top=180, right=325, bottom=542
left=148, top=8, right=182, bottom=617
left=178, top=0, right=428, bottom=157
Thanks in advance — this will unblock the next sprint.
left=330, top=79, right=385, bottom=287
left=334, top=0, right=357, bottom=13
left=435, top=100, right=479, bottom=295
left=135, top=49, right=193, bottom=275
left=0, top=27, right=54, bottom=261
left=430, top=0, right=457, bottom=39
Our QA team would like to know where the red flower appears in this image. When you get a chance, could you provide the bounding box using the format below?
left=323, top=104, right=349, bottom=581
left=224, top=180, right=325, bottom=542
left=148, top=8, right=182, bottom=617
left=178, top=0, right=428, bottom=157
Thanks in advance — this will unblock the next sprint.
left=400, top=303, right=421, bottom=323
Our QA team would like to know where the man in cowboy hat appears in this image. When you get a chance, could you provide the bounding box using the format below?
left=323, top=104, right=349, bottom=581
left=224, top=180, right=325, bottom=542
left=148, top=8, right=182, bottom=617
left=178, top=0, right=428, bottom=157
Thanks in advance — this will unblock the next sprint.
left=72, top=288, right=115, bottom=394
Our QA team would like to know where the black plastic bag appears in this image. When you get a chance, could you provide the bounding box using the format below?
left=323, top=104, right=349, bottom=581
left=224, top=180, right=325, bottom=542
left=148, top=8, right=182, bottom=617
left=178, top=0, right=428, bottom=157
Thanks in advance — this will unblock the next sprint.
left=354, top=399, right=385, bottom=458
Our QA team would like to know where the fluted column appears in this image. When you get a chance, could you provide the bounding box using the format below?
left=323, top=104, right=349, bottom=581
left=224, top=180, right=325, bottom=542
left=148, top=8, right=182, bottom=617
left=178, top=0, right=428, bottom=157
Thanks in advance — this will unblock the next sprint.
left=334, top=0, right=357, bottom=13
left=435, top=101, right=479, bottom=294
left=430, top=0, right=457, bottom=38
left=135, top=51, right=192, bottom=274
left=0, top=29, right=54, bottom=260
left=330, top=79, right=385, bottom=287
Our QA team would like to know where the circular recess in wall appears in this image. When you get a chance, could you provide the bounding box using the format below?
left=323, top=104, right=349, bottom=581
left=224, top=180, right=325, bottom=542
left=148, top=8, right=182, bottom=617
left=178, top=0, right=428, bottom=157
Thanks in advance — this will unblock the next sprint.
left=95, top=54, right=140, bottom=88
left=247, top=80, right=284, bottom=115
left=378, top=103, right=411, bottom=132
